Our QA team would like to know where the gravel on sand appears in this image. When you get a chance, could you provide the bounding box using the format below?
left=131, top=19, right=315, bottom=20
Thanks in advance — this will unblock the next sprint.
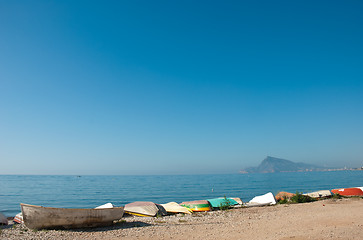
left=1, top=198, right=362, bottom=240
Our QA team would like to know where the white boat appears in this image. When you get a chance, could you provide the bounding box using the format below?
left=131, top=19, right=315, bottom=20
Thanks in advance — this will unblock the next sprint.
left=247, top=192, right=276, bottom=206
left=95, top=203, right=115, bottom=209
left=21, top=203, right=124, bottom=229
left=13, top=212, right=23, bottom=224
left=124, top=201, right=167, bottom=217
left=243, top=202, right=272, bottom=208
left=304, top=190, right=331, bottom=198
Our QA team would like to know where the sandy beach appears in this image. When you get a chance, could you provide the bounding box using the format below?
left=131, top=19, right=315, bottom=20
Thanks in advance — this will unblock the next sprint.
left=1, top=197, right=362, bottom=240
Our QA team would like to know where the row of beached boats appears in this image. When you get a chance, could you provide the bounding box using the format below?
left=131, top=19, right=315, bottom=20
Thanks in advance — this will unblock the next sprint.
left=276, top=186, right=363, bottom=200
left=3, top=186, right=362, bottom=230
left=8, top=193, right=276, bottom=230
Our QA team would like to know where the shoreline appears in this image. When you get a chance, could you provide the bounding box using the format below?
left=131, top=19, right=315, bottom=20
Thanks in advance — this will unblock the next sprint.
left=2, top=197, right=363, bottom=239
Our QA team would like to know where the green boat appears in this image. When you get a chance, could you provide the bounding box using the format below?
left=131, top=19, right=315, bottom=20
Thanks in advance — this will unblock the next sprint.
left=207, top=197, right=238, bottom=209
left=180, top=200, right=212, bottom=212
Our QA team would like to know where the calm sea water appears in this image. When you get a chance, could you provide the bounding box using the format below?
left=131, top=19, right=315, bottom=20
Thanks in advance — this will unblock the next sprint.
left=1, top=171, right=362, bottom=217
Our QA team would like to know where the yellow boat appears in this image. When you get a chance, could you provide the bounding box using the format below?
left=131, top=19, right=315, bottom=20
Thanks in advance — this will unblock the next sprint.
left=180, top=200, right=212, bottom=212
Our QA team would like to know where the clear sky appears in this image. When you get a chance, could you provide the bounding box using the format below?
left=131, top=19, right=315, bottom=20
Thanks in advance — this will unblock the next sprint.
left=1, top=1, right=362, bottom=175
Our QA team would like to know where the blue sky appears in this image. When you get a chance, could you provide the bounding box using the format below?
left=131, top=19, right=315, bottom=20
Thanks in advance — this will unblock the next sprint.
left=1, top=1, right=362, bottom=174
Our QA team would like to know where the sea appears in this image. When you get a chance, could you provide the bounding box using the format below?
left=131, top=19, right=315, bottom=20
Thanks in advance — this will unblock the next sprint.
left=1, top=171, right=362, bottom=217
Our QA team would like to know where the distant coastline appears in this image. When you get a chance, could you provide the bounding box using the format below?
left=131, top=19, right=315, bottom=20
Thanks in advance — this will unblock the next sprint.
left=240, top=156, right=363, bottom=174
left=240, top=167, right=363, bottom=174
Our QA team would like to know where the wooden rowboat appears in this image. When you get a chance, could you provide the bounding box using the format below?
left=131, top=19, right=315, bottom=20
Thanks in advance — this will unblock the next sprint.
left=21, top=203, right=124, bottom=230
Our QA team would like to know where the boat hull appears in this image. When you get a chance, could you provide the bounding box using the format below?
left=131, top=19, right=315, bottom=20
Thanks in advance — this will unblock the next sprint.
left=304, top=190, right=331, bottom=198
left=180, top=200, right=212, bottom=212
left=249, top=192, right=276, bottom=205
left=21, top=203, right=124, bottom=230
left=331, top=187, right=363, bottom=196
left=207, top=198, right=238, bottom=208
left=124, top=201, right=167, bottom=217
left=160, top=202, right=193, bottom=214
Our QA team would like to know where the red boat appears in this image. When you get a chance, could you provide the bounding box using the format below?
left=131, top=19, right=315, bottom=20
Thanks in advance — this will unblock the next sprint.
left=331, top=187, right=363, bottom=196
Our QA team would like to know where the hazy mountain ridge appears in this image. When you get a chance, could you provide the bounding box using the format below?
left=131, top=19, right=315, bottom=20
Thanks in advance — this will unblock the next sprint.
left=241, top=156, right=326, bottom=173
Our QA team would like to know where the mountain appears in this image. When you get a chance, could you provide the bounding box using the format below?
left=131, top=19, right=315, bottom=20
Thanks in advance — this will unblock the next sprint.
left=240, top=156, right=325, bottom=173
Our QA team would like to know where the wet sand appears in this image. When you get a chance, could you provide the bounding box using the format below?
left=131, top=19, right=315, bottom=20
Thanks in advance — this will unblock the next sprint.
left=1, top=198, right=362, bottom=240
